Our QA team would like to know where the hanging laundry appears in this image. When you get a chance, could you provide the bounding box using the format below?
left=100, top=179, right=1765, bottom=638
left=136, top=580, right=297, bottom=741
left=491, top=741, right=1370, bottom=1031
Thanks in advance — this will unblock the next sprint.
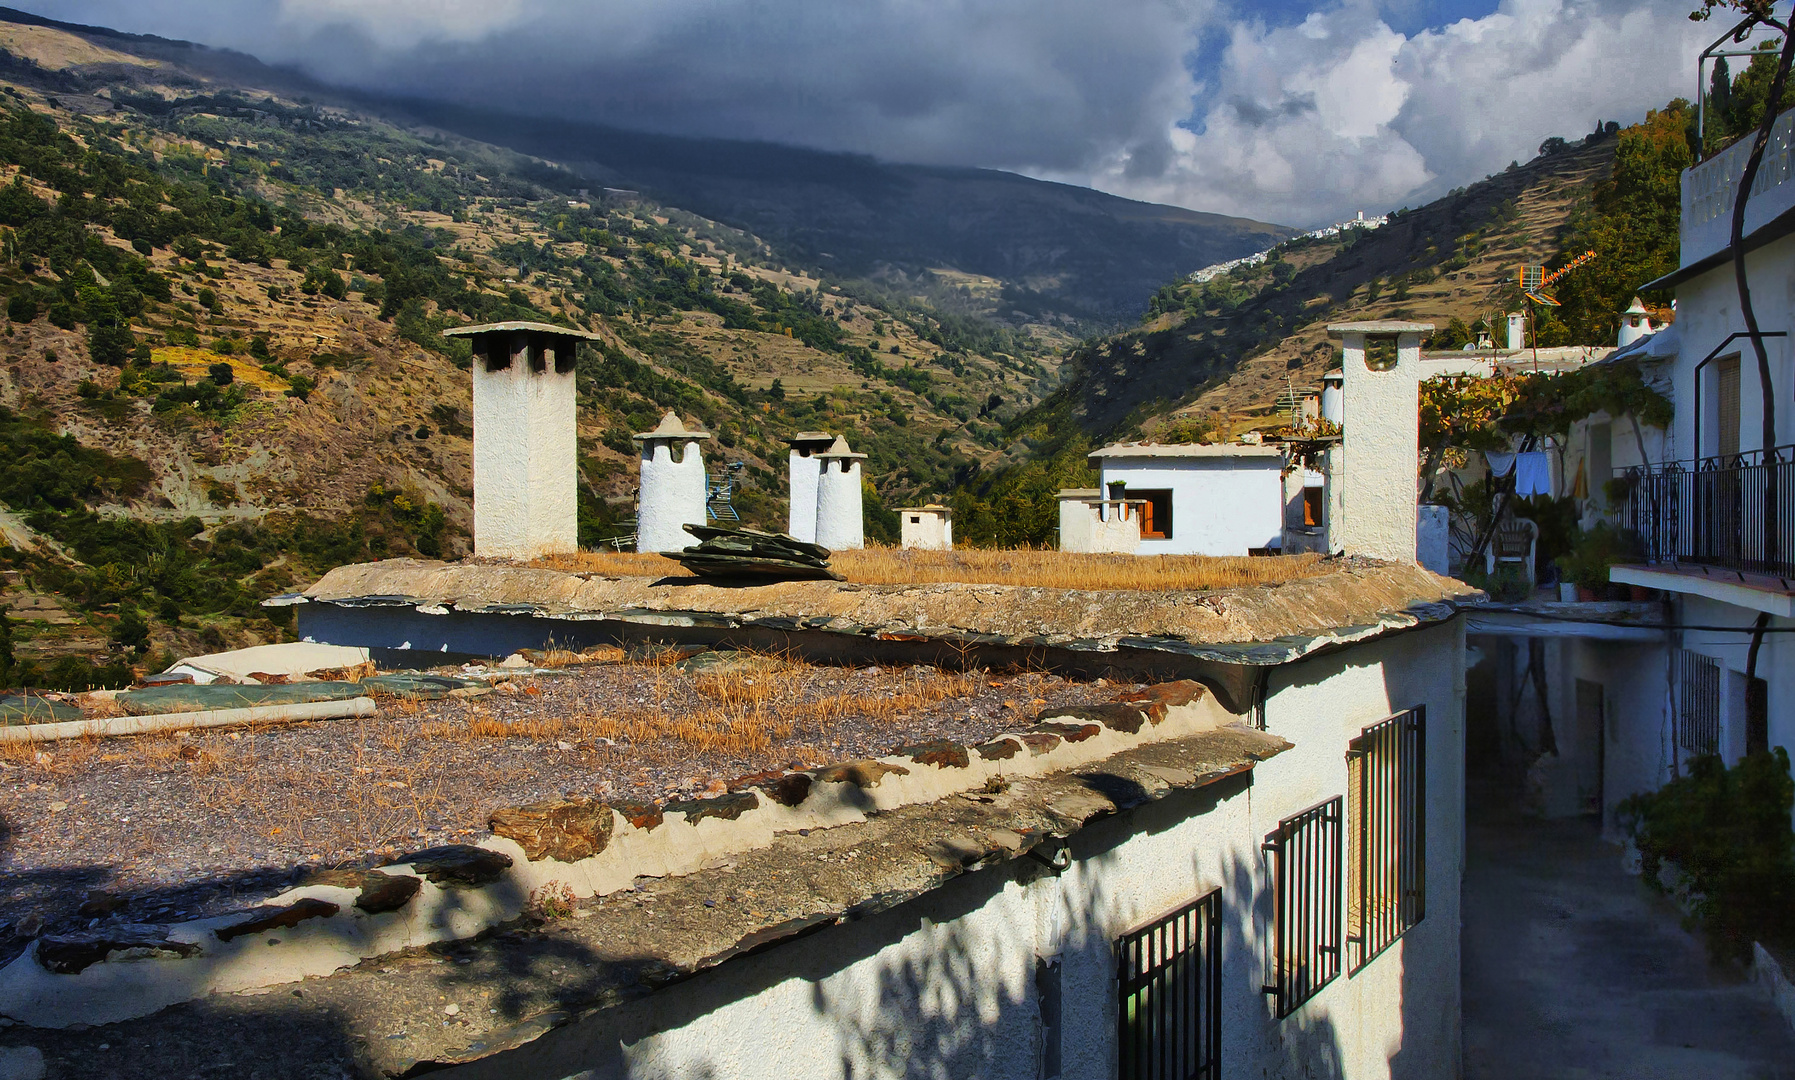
left=1514, top=452, right=1553, bottom=497
left=1484, top=451, right=1516, bottom=477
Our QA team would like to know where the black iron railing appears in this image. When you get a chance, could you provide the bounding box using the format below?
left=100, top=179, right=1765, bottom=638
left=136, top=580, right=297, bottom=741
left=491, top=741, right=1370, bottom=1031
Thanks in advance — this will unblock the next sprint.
left=1117, top=889, right=1222, bottom=1080
left=1262, top=797, right=1342, bottom=1018
left=1621, top=445, right=1795, bottom=579
left=1347, top=708, right=1426, bottom=972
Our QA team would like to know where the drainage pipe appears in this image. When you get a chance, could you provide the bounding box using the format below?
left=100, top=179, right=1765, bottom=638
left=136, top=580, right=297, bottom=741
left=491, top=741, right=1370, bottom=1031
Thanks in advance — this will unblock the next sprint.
left=0, top=696, right=378, bottom=745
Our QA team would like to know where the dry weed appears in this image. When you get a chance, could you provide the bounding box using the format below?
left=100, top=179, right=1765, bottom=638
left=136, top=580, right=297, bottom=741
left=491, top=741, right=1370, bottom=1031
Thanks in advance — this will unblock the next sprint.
left=531, top=546, right=1327, bottom=592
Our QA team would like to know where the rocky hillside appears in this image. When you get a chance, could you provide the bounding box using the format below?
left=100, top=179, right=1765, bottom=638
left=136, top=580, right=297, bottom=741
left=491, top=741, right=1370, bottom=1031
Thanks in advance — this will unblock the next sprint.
left=1027, top=135, right=1620, bottom=441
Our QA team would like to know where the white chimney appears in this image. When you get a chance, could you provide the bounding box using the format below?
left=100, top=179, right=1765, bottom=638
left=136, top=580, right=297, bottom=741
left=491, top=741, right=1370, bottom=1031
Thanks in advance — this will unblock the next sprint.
left=1320, top=369, right=1344, bottom=425
left=814, top=435, right=867, bottom=550
left=634, top=412, right=710, bottom=553
left=784, top=432, right=836, bottom=542
left=1506, top=312, right=1525, bottom=351
left=1617, top=296, right=1653, bottom=348
left=1326, top=321, right=1434, bottom=563
left=446, top=321, right=600, bottom=560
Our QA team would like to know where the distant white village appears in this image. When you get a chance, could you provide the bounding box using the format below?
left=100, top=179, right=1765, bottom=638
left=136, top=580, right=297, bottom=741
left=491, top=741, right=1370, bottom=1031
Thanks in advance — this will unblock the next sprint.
left=1188, top=211, right=1390, bottom=284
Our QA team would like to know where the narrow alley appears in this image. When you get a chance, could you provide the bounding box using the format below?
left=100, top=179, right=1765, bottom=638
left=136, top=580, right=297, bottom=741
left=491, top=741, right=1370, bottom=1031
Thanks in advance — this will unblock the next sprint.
left=1463, top=790, right=1795, bottom=1079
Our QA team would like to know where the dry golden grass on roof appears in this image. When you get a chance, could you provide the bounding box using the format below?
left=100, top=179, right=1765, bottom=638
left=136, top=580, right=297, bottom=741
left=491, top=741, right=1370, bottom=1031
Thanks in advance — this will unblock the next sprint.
left=531, top=545, right=1331, bottom=592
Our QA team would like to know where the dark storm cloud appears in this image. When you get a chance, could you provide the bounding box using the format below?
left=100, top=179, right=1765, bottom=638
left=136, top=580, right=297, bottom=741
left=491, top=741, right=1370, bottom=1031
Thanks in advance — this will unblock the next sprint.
left=33, top=0, right=1716, bottom=226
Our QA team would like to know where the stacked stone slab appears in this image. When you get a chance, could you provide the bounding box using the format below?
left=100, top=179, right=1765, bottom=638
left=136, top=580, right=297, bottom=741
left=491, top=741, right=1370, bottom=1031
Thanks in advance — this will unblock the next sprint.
left=445, top=321, right=602, bottom=560
left=814, top=435, right=867, bottom=550
left=635, top=412, right=710, bottom=554
left=670, top=525, right=840, bottom=580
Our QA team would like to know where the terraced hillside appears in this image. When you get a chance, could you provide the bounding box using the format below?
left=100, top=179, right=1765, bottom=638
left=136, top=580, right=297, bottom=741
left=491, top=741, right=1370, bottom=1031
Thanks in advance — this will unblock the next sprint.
left=1031, top=135, right=1621, bottom=440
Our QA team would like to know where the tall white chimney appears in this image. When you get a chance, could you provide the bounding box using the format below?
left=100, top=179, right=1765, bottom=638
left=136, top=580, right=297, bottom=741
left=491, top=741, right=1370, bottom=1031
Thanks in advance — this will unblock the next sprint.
left=445, top=321, right=600, bottom=560
left=814, top=435, right=868, bottom=550
left=634, top=412, right=710, bottom=554
left=785, top=432, right=836, bottom=543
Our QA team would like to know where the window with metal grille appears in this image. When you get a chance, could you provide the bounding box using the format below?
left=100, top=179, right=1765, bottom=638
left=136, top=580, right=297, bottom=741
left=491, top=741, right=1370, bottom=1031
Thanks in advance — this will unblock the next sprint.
left=1674, top=649, right=1721, bottom=760
left=1117, top=889, right=1221, bottom=1080
left=1262, top=797, right=1342, bottom=1018
left=1347, top=707, right=1426, bottom=972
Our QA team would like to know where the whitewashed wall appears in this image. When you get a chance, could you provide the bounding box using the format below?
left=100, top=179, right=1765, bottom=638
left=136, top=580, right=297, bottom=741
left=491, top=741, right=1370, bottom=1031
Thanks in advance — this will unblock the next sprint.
left=637, top=440, right=707, bottom=553
left=1096, top=457, right=1284, bottom=556
left=788, top=450, right=824, bottom=543
left=1672, top=249, right=1795, bottom=459
left=472, top=342, right=578, bottom=559
left=900, top=510, right=952, bottom=550
left=1058, top=497, right=1141, bottom=554
left=815, top=459, right=864, bottom=550
left=443, top=620, right=1466, bottom=1080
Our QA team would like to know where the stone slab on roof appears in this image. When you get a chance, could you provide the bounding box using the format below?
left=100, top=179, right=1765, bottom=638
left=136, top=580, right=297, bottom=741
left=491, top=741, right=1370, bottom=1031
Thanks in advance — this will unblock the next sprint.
left=442, top=321, right=603, bottom=339
left=296, top=558, right=1478, bottom=660
left=1089, top=443, right=1285, bottom=459
left=6, top=725, right=1289, bottom=1076
left=1327, top=321, right=1436, bottom=334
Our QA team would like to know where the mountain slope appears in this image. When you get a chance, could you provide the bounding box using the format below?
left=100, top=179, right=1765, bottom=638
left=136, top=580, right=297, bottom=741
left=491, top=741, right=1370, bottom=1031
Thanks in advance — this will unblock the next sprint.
left=383, top=101, right=1293, bottom=322
left=0, top=6, right=1292, bottom=324
left=1028, top=135, right=1620, bottom=440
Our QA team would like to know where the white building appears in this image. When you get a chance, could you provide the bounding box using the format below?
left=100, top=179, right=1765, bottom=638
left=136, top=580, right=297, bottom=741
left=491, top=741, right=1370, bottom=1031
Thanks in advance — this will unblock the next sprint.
left=445, top=320, right=601, bottom=560
left=898, top=504, right=952, bottom=550
left=1082, top=443, right=1286, bottom=556
left=785, top=431, right=835, bottom=543
left=1596, top=108, right=1795, bottom=807
left=244, top=559, right=1473, bottom=1078
left=635, top=411, right=711, bottom=554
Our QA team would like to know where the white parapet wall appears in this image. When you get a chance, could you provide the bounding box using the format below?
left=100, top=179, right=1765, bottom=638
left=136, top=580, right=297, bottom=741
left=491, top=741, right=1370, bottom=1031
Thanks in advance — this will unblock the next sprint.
left=814, top=436, right=866, bottom=550
left=785, top=432, right=835, bottom=543
left=449, top=322, right=601, bottom=560
left=1056, top=490, right=1142, bottom=554
left=635, top=412, right=711, bottom=554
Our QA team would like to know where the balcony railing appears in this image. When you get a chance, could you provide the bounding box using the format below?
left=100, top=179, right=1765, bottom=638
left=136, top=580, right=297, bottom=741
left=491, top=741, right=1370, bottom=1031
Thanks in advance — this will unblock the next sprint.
left=1682, top=107, right=1795, bottom=264
left=1621, top=445, right=1795, bottom=580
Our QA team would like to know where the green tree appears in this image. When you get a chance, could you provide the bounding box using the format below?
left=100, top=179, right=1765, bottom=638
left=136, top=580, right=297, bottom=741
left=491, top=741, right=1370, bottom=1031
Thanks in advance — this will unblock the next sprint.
left=1553, top=101, right=1692, bottom=342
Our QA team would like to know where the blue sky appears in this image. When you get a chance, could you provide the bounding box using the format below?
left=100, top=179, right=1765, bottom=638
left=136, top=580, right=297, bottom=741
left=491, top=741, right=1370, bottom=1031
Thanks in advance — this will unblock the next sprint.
left=34, top=0, right=1711, bottom=226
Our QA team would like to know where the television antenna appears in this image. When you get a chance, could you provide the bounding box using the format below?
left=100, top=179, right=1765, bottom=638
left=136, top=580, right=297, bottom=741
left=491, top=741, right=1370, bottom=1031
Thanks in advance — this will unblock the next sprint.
left=1516, top=249, right=1597, bottom=308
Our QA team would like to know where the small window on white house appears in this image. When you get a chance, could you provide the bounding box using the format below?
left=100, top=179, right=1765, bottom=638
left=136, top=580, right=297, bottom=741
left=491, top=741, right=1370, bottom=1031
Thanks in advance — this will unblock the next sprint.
left=1117, top=889, right=1221, bottom=1079
left=1135, top=490, right=1174, bottom=539
left=909, top=516, right=920, bottom=524
left=1263, top=798, right=1342, bottom=1017
left=1674, top=648, right=1721, bottom=762
left=1347, top=707, right=1426, bottom=972
left=1717, top=355, right=1742, bottom=460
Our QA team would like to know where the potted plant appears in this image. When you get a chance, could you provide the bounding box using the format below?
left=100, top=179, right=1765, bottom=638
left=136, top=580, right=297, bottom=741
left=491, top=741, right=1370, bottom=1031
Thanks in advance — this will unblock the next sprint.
left=1555, top=524, right=1644, bottom=602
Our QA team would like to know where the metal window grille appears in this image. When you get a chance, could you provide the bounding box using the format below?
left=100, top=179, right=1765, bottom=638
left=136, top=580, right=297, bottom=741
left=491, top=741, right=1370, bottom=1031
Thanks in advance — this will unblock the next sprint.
left=1674, top=649, right=1722, bottom=760
left=1347, top=707, right=1426, bottom=972
left=1117, top=889, right=1221, bottom=1080
left=1262, top=797, right=1342, bottom=1018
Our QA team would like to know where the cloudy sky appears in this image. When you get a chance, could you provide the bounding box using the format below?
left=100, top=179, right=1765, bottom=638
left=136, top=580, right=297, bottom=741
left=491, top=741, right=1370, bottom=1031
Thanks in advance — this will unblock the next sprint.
left=38, top=0, right=1723, bottom=226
